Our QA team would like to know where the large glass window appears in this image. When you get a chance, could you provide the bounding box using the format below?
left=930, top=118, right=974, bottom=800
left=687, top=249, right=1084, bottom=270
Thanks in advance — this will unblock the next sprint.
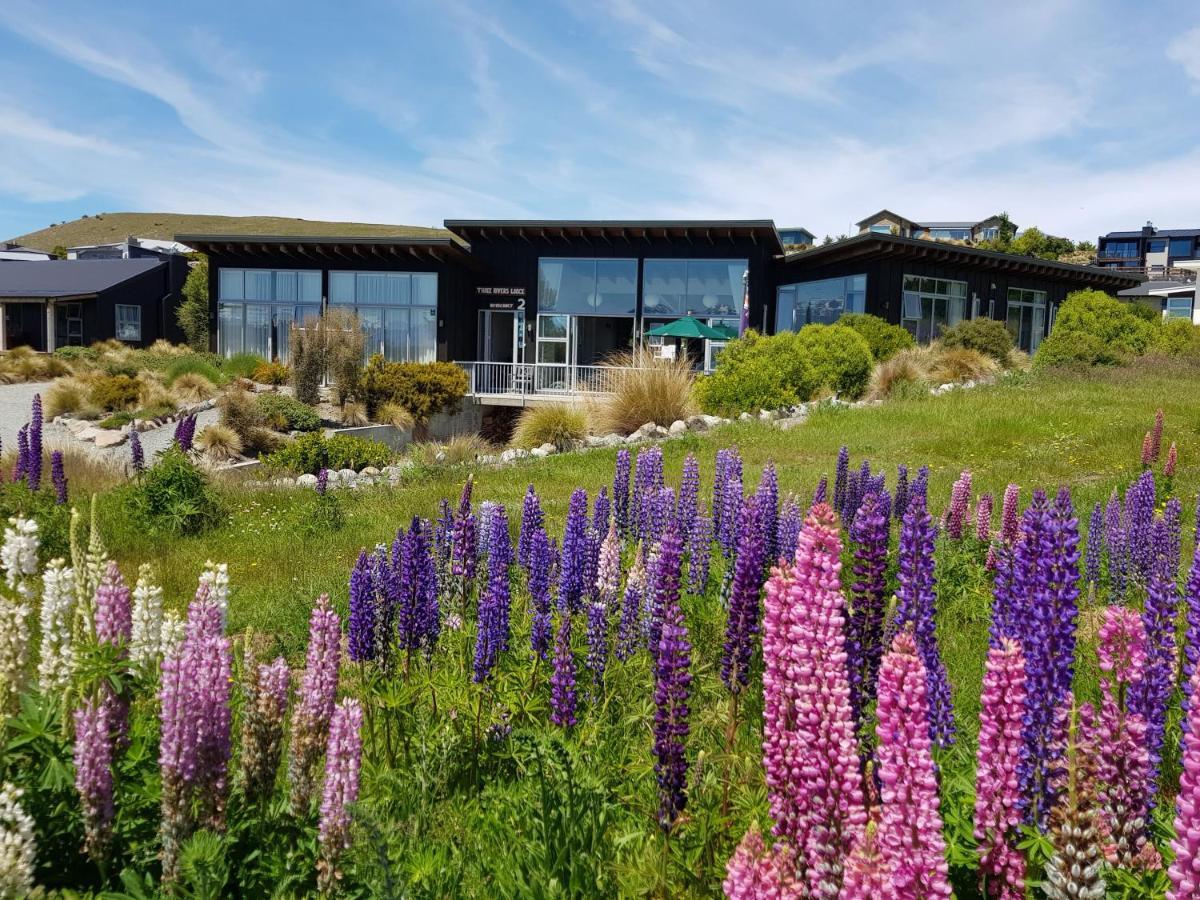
left=326, top=271, right=437, bottom=363
left=1005, top=288, right=1048, bottom=352
left=928, top=228, right=971, bottom=241
left=641, top=258, right=746, bottom=319
left=901, top=275, right=967, bottom=343
left=1170, top=237, right=1195, bottom=260
left=1166, top=297, right=1194, bottom=319
left=775, top=274, right=867, bottom=332
left=1147, top=239, right=1168, bottom=253
left=115, top=305, right=141, bottom=342
left=538, top=258, right=637, bottom=317
left=1099, top=241, right=1139, bottom=259
left=217, top=268, right=323, bottom=363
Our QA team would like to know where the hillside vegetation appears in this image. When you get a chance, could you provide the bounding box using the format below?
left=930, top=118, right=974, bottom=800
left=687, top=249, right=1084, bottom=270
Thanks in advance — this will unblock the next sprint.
left=8, top=212, right=452, bottom=250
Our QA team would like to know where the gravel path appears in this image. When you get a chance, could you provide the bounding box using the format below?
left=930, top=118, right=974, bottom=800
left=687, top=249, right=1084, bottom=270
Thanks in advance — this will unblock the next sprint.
left=0, top=381, right=54, bottom=450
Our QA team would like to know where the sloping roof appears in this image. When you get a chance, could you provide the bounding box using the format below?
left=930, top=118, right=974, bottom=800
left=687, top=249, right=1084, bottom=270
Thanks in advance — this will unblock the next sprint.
left=1118, top=280, right=1196, bottom=297
left=780, top=232, right=1139, bottom=290
left=0, top=258, right=162, bottom=298
left=176, top=232, right=478, bottom=268
left=1103, top=228, right=1200, bottom=239
left=854, top=209, right=915, bottom=229
left=444, top=219, right=784, bottom=252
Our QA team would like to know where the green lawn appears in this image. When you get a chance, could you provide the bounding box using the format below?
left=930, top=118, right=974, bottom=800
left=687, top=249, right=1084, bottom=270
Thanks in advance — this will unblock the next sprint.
left=81, top=358, right=1197, bottom=895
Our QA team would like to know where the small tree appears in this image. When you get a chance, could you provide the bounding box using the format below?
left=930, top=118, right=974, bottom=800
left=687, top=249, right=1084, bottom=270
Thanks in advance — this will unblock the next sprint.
left=177, top=257, right=210, bottom=349
left=287, top=309, right=365, bottom=407
left=50, top=244, right=68, bottom=259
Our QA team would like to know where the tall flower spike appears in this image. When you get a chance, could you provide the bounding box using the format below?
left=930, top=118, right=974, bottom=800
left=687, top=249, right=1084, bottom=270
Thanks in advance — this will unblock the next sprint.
left=1141, top=431, right=1154, bottom=467
left=717, top=447, right=743, bottom=558
left=875, top=631, right=952, bottom=898
left=12, top=426, right=26, bottom=484
left=1166, top=442, right=1178, bottom=478
left=975, top=492, right=993, bottom=542
left=559, top=488, right=589, bottom=613
left=527, top=529, right=554, bottom=659
left=893, top=464, right=910, bottom=521
left=1084, top=502, right=1103, bottom=586
left=1000, top=484, right=1020, bottom=545
left=812, top=475, right=828, bottom=506
left=94, top=560, right=132, bottom=650
left=450, top=477, right=477, bottom=586
left=761, top=504, right=866, bottom=893
left=721, top=495, right=765, bottom=696
left=347, top=550, right=377, bottom=663
left=613, top=448, right=631, bottom=538
left=37, top=559, right=76, bottom=691
left=833, top=445, right=850, bottom=515
left=288, top=594, right=341, bottom=813
left=653, top=534, right=693, bottom=833
left=847, top=491, right=889, bottom=732
left=1, top=517, right=38, bottom=600
left=892, top=492, right=955, bottom=746
left=755, top=463, right=779, bottom=566
left=687, top=511, right=712, bottom=595
left=129, top=428, right=144, bottom=474
left=974, top=639, right=1028, bottom=899
left=473, top=504, right=512, bottom=683
left=73, top=697, right=114, bottom=862
left=0, top=784, right=35, bottom=898
left=616, top=544, right=646, bottom=661
left=1043, top=705, right=1105, bottom=900
left=645, top=525, right=683, bottom=657
left=51, top=450, right=67, bottom=504
left=1124, top=470, right=1156, bottom=583
left=775, top=496, right=802, bottom=566
left=27, top=393, right=42, bottom=492
left=593, top=486, right=610, bottom=537
left=1105, top=488, right=1127, bottom=600
left=549, top=611, right=576, bottom=729
left=677, top=453, right=700, bottom=543
left=723, top=823, right=803, bottom=899
left=240, top=656, right=290, bottom=804
left=317, top=698, right=364, bottom=895
left=0, top=596, right=30, bottom=714
left=945, top=470, right=972, bottom=539
left=518, top=485, right=543, bottom=572
left=1150, top=408, right=1164, bottom=462
left=1169, top=668, right=1200, bottom=899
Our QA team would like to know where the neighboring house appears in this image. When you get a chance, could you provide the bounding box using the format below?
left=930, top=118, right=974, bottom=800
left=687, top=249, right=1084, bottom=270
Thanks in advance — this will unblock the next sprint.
left=1096, top=223, right=1200, bottom=278
left=181, top=220, right=1135, bottom=400
left=777, top=226, right=815, bottom=248
left=0, top=257, right=188, bottom=351
left=0, top=243, right=52, bottom=261
left=1117, top=279, right=1197, bottom=324
left=67, top=236, right=193, bottom=261
left=855, top=210, right=1011, bottom=243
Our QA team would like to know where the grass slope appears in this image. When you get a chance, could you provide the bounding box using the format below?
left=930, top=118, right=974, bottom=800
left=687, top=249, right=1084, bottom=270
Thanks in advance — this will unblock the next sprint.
left=9, top=212, right=453, bottom=251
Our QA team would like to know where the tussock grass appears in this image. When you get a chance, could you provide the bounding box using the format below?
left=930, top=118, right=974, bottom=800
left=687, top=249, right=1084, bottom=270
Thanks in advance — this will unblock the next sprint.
left=927, top=347, right=1000, bottom=384
left=510, top=404, right=589, bottom=450
left=586, top=349, right=697, bottom=435
left=196, top=423, right=243, bottom=461
left=340, top=401, right=369, bottom=427
left=375, top=401, right=415, bottom=431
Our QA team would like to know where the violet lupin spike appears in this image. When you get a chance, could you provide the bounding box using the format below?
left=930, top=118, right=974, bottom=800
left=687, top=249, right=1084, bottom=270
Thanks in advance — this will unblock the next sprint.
left=893, top=464, right=910, bottom=521
left=528, top=529, right=554, bottom=660
left=51, top=451, right=67, bottom=504
left=677, top=453, right=700, bottom=543
left=13, top=426, right=27, bottom=484
left=593, top=486, right=610, bottom=537
left=720, top=495, right=765, bottom=695
left=473, top=504, right=511, bottom=683
left=549, top=610, right=576, bottom=728
left=755, top=462, right=779, bottom=566
left=812, top=475, right=828, bottom=506
left=1182, top=541, right=1200, bottom=736
left=687, top=511, right=712, bottom=595
left=652, top=538, right=692, bottom=833
left=129, top=429, right=144, bottom=475
left=1084, top=502, right=1103, bottom=587
left=718, top=448, right=743, bottom=558
left=847, top=491, right=889, bottom=731
left=559, top=488, right=589, bottom=613
left=833, top=445, right=850, bottom=514
left=27, top=394, right=42, bottom=491
left=645, top=525, right=683, bottom=658
left=1105, top=488, right=1127, bottom=600
left=517, top=485, right=543, bottom=573
left=775, top=496, right=801, bottom=566
left=346, top=550, right=376, bottom=663
left=616, top=545, right=646, bottom=661
left=613, top=448, right=631, bottom=538
left=712, top=449, right=730, bottom=546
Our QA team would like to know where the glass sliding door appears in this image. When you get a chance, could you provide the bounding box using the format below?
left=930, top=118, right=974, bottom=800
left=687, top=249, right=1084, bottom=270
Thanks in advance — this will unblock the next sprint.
left=216, top=268, right=321, bottom=363
left=901, top=275, right=967, bottom=343
left=1005, top=288, right=1048, bottom=352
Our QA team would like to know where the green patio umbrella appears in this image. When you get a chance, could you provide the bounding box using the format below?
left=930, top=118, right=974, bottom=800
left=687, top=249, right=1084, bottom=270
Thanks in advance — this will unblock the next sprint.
left=645, top=316, right=728, bottom=341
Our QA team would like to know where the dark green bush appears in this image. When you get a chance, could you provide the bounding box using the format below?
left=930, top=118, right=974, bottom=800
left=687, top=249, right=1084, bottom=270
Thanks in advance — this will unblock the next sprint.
left=125, top=446, right=223, bottom=536
left=89, top=374, right=141, bottom=411
left=1153, top=318, right=1200, bottom=357
left=255, top=393, right=321, bottom=432
left=1034, top=290, right=1155, bottom=368
left=838, top=313, right=915, bottom=361
left=938, top=318, right=1014, bottom=364
left=360, top=356, right=468, bottom=422
left=695, top=330, right=818, bottom=414
left=1034, top=330, right=1121, bottom=368
left=263, top=432, right=393, bottom=474
left=165, top=356, right=224, bottom=386
left=794, top=323, right=874, bottom=398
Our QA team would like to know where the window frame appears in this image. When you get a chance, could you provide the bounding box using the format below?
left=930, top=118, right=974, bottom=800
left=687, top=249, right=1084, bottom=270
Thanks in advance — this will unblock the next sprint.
left=537, top=257, right=638, bottom=318
left=115, top=304, right=142, bottom=342
left=900, top=274, right=967, bottom=343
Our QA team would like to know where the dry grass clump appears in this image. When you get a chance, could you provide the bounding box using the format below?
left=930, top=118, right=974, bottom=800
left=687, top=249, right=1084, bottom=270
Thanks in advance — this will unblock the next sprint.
left=218, top=385, right=283, bottom=454
left=196, top=423, right=243, bottom=461
left=171, top=372, right=217, bottom=402
left=409, top=433, right=493, bottom=467
left=1007, top=349, right=1032, bottom=372
left=0, top=347, right=72, bottom=383
left=45, top=377, right=91, bottom=417
left=928, top=347, right=1000, bottom=384
left=341, top=401, right=369, bottom=427
left=586, top=349, right=697, bottom=435
left=137, top=377, right=178, bottom=412
left=511, top=404, right=589, bottom=450
left=376, top=401, right=415, bottom=431
left=147, top=339, right=191, bottom=356
left=865, top=348, right=934, bottom=401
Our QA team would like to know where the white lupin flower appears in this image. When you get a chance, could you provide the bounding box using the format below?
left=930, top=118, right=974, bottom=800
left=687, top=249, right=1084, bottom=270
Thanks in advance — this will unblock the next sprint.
left=130, top=563, right=165, bottom=669
left=0, top=783, right=35, bottom=898
left=0, top=519, right=38, bottom=600
left=198, top=560, right=229, bottom=622
left=160, top=610, right=186, bottom=659
left=37, top=560, right=75, bottom=691
left=0, top=598, right=29, bottom=713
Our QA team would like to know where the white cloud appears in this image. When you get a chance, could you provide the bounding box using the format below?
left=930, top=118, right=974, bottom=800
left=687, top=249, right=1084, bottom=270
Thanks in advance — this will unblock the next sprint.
left=1167, top=27, right=1200, bottom=87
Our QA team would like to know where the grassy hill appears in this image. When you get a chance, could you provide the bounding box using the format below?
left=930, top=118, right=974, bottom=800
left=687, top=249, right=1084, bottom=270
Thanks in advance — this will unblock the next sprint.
left=8, top=212, right=453, bottom=251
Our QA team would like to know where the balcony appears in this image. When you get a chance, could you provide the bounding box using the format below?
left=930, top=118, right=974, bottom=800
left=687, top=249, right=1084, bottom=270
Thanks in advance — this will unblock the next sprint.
left=457, top=361, right=653, bottom=405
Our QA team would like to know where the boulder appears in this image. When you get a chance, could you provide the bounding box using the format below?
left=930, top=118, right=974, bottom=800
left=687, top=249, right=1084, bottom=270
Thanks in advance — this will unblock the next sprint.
left=500, top=448, right=528, bottom=463
left=337, top=468, right=357, bottom=482
left=77, top=427, right=103, bottom=442
left=297, top=473, right=319, bottom=488
left=668, top=420, right=687, bottom=436
left=700, top=414, right=725, bottom=429
left=738, top=412, right=753, bottom=422
left=94, top=430, right=127, bottom=448
left=775, top=417, right=807, bottom=431
left=531, top=445, right=554, bottom=458
left=360, top=466, right=381, bottom=477
left=65, top=419, right=90, bottom=434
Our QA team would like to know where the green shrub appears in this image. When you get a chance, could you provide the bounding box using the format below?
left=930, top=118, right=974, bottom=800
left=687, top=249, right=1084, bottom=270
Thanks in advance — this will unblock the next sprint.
left=938, top=318, right=1014, bottom=364
left=1127, top=301, right=1161, bottom=323
left=511, top=405, right=589, bottom=449
left=53, top=345, right=95, bottom=362
left=165, top=356, right=224, bottom=386
left=251, top=360, right=290, bottom=386
left=0, top=481, right=70, bottom=561
left=1153, top=318, right=1200, bottom=357
left=125, top=446, right=223, bottom=536
left=135, top=403, right=176, bottom=420
left=263, top=432, right=393, bottom=474
left=1035, top=290, right=1155, bottom=367
left=99, top=411, right=134, bottom=430
left=255, top=393, right=321, bottom=432
left=223, top=352, right=267, bottom=379
left=794, top=323, right=874, bottom=398
left=695, top=330, right=819, bottom=415
left=838, top=313, right=915, bottom=361
left=89, top=374, right=141, bottom=411
left=360, top=356, right=468, bottom=423
left=178, top=258, right=210, bottom=349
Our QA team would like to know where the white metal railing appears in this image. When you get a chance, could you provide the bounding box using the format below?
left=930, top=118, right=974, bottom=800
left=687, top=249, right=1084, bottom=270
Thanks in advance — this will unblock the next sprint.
left=456, top=361, right=654, bottom=397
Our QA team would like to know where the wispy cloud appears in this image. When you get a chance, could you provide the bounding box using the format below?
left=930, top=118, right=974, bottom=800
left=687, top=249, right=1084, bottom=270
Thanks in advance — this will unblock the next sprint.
left=1167, top=27, right=1200, bottom=88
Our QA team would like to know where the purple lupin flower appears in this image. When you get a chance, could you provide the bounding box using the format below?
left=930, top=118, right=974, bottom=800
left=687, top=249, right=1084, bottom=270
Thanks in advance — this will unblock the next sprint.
left=775, top=496, right=802, bottom=566
left=617, top=545, right=647, bottom=661
left=677, top=453, right=700, bottom=542
left=347, top=550, right=377, bottom=663
left=450, top=478, right=477, bottom=587
left=433, top=497, right=453, bottom=575
left=894, top=464, right=910, bottom=521
left=633, top=446, right=664, bottom=542
left=129, top=428, right=144, bottom=475
left=975, top=492, right=993, bottom=542
left=719, top=451, right=743, bottom=559
left=173, top=413, right=197, bottom=452
left=1085, top=502, right=1103, bottom=586
left=646, top=525, right=684, bottom=658
left=73, top=697, right=114, bottom=862
left=95, top=560, right=132, bottom=650
left=288, top=595, right=341, bottom=813
left=841, top=460, right=868, bottom=528
left=316, top=467, right=329, bottom=495
left=27, top=393, right=42, bottom=491
left=558, top=488, right=589, bottom=613
left=687, top=511, right=712, bottom=595
left=317, top=698, right=364, bottom=895
left=847, top=491, right=889, bottom=730
left=646, top=486, right=674, bottom=547
left=528, top=529, right=555, bottom=659
left=721, top=495, right=765, bottom=695
left=944, top=470, right=972, bottom=539
left=1105, top=488, right=1127, bottom=599
left=410, top=519, right=441, bottom=658
left=518, top=485, right=543, bottom=572
left=755, top=463, right=779, bottom=567
left=1125, top=470, right=1156, bottom=583
left=989, top=542, right=1019, bottom=649
left=613, top=448, right=631, bottom=538
left=892, top=491, right=955, bottom=747
left=812, top=475, right=828, bottom=506
left=477, top=501, right=499, bottom=564
left=549, top=611, right=576, bottom=728
left=712, top=448, right=730, bottom=546
left=13, top=425, right=27, bottom=483
left=1182, top=542, right=1200, bottom=737
left=585, top=591, right=609, bottom=692
left=1130, top=514, right=1180, bottom=805
left=653, top=550, right=693, bottom=833
left=911, top=464, right=930, bottom=505
left=473, top=504, right=511, bottom=683
left=51, top=450, right=67, bottom=504
left=833, top=445, right=850, bottom=515
left=240, top=656, right=291, bottom=804
left=593, top=486, right=611, bottom=537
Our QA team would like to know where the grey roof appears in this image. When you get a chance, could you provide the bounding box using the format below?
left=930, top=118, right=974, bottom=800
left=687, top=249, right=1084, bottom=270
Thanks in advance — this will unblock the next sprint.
left=1118, top=280, right=1196, bottom=297
left=1104, top=228, right=1200, bottom=239
left=0, top=258, right=162, bottom=298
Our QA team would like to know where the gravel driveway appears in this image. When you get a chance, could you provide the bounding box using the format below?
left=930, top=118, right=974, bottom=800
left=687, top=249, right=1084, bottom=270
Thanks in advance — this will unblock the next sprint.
left=0, top=381, right=54, bottom=450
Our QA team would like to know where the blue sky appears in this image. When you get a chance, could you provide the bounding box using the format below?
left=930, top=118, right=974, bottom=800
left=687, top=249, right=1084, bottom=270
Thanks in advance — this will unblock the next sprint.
left=1, top=1, right=1198, bottom=243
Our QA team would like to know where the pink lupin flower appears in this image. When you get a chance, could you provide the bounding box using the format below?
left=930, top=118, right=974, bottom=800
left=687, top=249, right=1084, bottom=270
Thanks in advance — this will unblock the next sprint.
left=1166, top=442, right=1178, bottom=478
left=1150, top=409, right=1164, bottom=461
left=289, top=594, right=342, bottom=812
left=73, top=697, right=113, bottom=863
left=761, top=503, right=865, bottom=894
left=317, top=697, right=364, bottom=895
left=94, top=560, right=132, bottom=650
left=1141, top=431, right=1154, bottom=467
left=1000, top=484, right=1020, bottom=545
left=1169, top=694, right=1200, bottom=900
left=975, top=493, right=994, bottom=543
left=722, top=824, right=803, bottom=899
left=973, top=639, right=1027, bottom=899
left=944, top=470, right=972, bottom=539
left=841, top=815, right=895, bottom=900
left=875, top=631, right=952, bottom=898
